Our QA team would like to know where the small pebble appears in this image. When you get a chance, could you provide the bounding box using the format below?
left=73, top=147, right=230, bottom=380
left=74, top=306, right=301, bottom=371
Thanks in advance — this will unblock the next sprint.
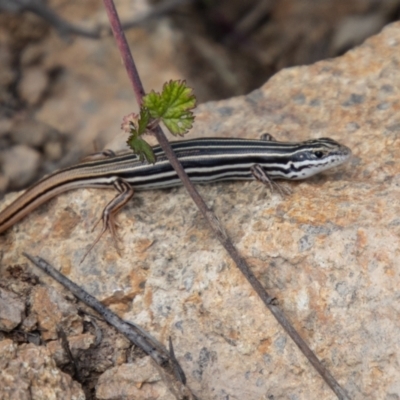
left=1, top=145, right=41, bottom=189
left=18, top=67, right=49, bottom=105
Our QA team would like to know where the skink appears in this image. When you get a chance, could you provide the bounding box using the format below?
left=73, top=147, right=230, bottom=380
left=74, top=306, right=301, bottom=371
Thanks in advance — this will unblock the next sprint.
left=0, top=135, right=351, bottom=257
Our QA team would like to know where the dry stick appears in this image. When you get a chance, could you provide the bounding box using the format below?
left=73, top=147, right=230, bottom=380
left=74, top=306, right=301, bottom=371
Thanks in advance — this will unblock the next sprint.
left=22, top=253, right=199, bottom=400
left=103, top=1, right=350, bottom=399
left=22, top=253, right=168, bottom=365
left=224, top=0, right=275, bottom=44
left=7, top=0, right=100, bottom=39
left=3, top=0, right=193, bottom=40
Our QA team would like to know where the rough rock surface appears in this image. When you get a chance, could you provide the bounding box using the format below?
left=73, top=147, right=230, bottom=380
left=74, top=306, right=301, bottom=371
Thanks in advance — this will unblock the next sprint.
left=0, top=339, right=85, bottom=400
left=2, top=22, right=400, bottom=400
left=0, top=288, right=25, bottom=331
left=96, top=357, right=175, bottom=400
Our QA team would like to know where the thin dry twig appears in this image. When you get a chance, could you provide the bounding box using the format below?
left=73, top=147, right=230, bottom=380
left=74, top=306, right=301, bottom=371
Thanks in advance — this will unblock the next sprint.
left=57, top=327, right=81, bottom=381
left=0, top=0, right=193, bottom=39
left=103, top=1, right=351, bottom=398
left=22, top=253, right=169, bottom=365
left=0, top=0, right=101, bottom=39
left=225, top=0, right=275, bottom=43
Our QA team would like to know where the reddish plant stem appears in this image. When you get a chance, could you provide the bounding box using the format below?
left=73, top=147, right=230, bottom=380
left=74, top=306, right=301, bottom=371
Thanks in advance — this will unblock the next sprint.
left=103, top=0, right=145, bottom=105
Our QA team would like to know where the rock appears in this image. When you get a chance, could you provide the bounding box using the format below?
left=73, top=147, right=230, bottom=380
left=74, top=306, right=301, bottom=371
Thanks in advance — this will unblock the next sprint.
left=12, top=118, right=52, bottom=147
left=0, top=118, right=65, bottom=192
left=0, top=117, right=12, bottom=137
left=30, top=285, right=83, bottom=341
left=44, top=141, right=63, bottom=161
left=0, top=288, right=25, bottom=331
left=332, top=14, right=388, bottom=53
left=0, top=339, right=85, bottom=400
left=3, top=21, right=400, bottom=400
left=21, top=312, right=37, bottom=332
left=47, top=332, right=96, bottom=366
left=0, top=174, right=9, bottom=192
left=18, top=67, right=49, bottom=105
left=0, top=43, right=16, bottom=87
left=0, top=145, right=41, bottom=189
left=20, top=43, right=45, bottom=66
left=96, top=357, right=174, bottom=400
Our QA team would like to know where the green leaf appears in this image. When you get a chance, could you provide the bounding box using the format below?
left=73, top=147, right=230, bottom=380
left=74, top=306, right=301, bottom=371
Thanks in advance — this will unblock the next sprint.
left=126, top=135, right=156, bottom=164
left=125, top=108, right=156, bottom=164
left=143, top=80, right=196, bottom=136
left=163, top=111, right=195, bottom=135
left=137, top=107, right=150, bottom=136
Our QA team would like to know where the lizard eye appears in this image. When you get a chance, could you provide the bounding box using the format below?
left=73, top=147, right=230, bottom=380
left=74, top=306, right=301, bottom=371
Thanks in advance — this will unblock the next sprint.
left=314, top=151, right=324, bottom=158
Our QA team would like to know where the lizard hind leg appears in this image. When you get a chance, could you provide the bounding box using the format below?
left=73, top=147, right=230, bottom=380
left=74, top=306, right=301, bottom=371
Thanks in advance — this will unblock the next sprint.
left=80, top=178, right=134, bottom=264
